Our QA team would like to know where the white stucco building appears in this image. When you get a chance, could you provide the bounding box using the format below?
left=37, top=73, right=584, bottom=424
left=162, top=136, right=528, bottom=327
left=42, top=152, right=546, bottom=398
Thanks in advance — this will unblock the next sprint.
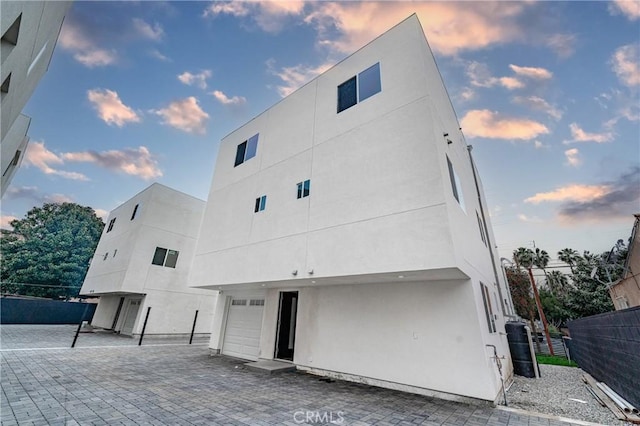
left=80, top=184, right=217, bottom=338
left=1, top=1, right=71, bottom=197
left=189, top=15, right=513, bottom=403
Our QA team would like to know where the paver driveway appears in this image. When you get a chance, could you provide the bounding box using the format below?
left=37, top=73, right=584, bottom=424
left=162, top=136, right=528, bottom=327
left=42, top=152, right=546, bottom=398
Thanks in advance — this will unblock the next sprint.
left=1, top=325, right=598, bottom=425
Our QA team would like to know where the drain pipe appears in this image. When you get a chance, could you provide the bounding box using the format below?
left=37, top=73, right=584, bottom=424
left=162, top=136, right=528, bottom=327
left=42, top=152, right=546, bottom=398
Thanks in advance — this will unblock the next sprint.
left=486, top=344, right=508, bottom=406
left=597, top=382, right=639, bottom=414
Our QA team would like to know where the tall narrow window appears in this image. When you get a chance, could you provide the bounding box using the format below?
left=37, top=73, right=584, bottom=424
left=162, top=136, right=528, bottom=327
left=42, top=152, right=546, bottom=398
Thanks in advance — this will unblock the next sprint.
left=107, top=218, right=116, bottom=233
left=254, top=195, right=267, bottom=212
left=481, top=283, right=496, bottom=333
left=234, top=134, right=259, bottom=167
left=131, top=204, right=139, bottom=220
left=1, top=13, right=21, bottom=46
left=164, top=250, right=179, bottom=268
left=446, top=156, right=465, bottom=211
left=152, top=247, right=167, bottom=265
left=1, top=73, right=11, bottom=94
left=337, top=76, right=357, bottom=113
left=476, top=211, right=487, bottom=246
left=2, top=150, right=20, bottom=177
left=297, top=180, right=310, bottom=199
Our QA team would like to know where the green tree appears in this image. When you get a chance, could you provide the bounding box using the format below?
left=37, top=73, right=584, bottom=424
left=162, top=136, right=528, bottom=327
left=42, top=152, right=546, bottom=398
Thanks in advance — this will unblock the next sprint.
left=539, top=288, right=572, bottom=328
left=545, top=270, right=570, bottom=296
left=1, top=203, right=104, bottom=299
left=505, top=266, right=536, bottom=321
left=557, top=248, right=580, bottom=273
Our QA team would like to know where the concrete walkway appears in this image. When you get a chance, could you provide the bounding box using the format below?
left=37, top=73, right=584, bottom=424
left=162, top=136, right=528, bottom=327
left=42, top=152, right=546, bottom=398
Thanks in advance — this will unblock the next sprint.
left=1, top=325, right=605, bottom=425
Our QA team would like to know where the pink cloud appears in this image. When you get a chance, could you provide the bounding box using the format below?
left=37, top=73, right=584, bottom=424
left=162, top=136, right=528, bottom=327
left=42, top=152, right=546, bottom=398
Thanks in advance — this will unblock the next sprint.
left=460, top=110, right=549, bottom=140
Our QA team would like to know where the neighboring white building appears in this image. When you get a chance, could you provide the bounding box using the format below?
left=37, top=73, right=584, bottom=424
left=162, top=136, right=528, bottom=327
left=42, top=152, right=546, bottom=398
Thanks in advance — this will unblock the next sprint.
left=1, top=1, right=71, bottom=197
left=80, top=184, right=217, bottom=338
left=190, top=15, right=513, bottom=403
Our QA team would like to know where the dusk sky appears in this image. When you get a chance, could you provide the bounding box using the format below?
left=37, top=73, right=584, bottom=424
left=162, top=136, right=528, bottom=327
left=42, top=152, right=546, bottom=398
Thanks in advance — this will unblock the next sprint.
left=2, top=1, right=639, bottom=263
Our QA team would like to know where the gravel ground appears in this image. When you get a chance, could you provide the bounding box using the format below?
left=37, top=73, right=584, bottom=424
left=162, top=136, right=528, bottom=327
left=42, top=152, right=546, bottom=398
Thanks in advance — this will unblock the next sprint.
left=506, top=364, right=625, bottom=425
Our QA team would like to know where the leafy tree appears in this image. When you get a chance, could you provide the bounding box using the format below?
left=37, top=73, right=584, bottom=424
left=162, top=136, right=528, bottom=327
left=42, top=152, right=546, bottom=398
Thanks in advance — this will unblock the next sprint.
left=539, top=288, right=572, bottom=328
left=545, top=270, right=570, bottom=296
left=505, top=266, right=536, bottom=321
left=1, top=203, right=104, bottom=299
left=557, top=248, right=580, bottom=273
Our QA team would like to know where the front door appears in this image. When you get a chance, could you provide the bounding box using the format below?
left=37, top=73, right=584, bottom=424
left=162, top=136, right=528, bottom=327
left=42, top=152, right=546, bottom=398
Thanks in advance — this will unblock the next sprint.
left=121, top=299, right=141, bottom=335
left=275, top=291, right=298, bottom=361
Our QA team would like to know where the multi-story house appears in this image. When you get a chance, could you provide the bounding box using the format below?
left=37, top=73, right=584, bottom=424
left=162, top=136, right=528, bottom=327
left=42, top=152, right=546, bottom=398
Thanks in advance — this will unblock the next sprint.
left=80, top=183, right=217, bottom=338
left=1, top=1, right=71, bottom=197
left=189, top=15, right=513, bottom=403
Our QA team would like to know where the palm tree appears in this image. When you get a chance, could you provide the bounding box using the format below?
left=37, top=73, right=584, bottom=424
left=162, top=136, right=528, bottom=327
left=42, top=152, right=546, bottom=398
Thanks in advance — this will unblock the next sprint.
left=513, top=247, right=555, bottom=355
left=558, top=248, right=580, bottom=273
left=546, top=270, right=569, bottom=296
left=534, top=248, right=550, bottom=287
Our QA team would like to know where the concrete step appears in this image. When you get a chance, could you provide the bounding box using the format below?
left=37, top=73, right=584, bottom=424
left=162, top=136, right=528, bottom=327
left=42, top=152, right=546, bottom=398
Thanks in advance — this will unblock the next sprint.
left=245, top=359, right=296, bottom=374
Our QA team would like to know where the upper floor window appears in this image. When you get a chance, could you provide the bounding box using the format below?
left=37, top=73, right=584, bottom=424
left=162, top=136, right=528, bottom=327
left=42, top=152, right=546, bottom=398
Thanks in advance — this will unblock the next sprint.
left=107, top=218, right=116, bottom=233
left=297, top=180, right=310, bottom=199
left=131, top=204, right=139, bottom=220
left=476, top=211, right=487, bottom=246
left=446, top=156, right=465, bottom=212
left=151, top=247, right=179, bottom=268
left=337, top=62, right=381, bottom=113
left=254, top=195, right=267, bottom=212
left=234, top=133, right=259, bottom=167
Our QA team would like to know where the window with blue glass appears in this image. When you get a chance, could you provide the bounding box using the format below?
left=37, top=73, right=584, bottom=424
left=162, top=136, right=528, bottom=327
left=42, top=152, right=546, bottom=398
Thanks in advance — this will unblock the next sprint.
left=234, top=133, right=259, bottom=167
left=337, top=62, right=381, bottom=113
left=297, top=180, right=310, bottom=199
left=254, top=195, right=267, bottom=212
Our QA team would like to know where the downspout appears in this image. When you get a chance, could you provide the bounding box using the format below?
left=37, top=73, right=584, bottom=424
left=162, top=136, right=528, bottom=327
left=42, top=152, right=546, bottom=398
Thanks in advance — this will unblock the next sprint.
left=466, top=145, right=512, bottom=317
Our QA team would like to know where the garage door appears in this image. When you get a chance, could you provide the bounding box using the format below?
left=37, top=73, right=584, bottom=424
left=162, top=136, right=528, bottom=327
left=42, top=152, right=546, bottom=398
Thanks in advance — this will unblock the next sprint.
left=222, top=298, right=265, bottom=361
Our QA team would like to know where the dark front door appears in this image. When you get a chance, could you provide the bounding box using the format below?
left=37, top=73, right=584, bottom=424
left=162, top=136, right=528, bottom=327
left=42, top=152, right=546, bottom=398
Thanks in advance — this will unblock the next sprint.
left=275, top=291, right=298, bottom=361
left=111, top=297, right=125, bottom=330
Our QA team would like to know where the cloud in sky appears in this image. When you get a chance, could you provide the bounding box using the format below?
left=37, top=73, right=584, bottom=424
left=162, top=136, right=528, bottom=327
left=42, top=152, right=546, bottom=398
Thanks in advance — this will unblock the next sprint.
left=509, top=65, right=553, bottom=80
left=203, top=1, right=304, bottom=32
left=267, top=59, right=333, bottom=97
left=611, top=44, right=640, bottom=87
left=153, top=97, right=209, bottom=134
left=24, top=142, right=89, bottom=181
left=211, top=90, right=247, bottom=106
left=609, top=0, right=640, bottom=20
left=513, top=96, right=563, bottom=120
left=544, top=33, right=577, bottom=58
left=177, top=70, right=212, bottom=90
left=149, top=49, right=171, bottom=62
left=517, top=213, right=542, bottom=223
left=93, top=209, right=109, bottom=221
left=132, top=18, right=164, bottom=41
left=564, top=148, right=581, bottom=167
left=3, top=186, right=74, bottom=206
left=525, top=168, right=640, bottom=223
left=0, top=215, right=17, bottom=230
left=64, top=146, right=162, bottom=180
left=87, top=89, right=141, bottom=127
left=460, top=109, right=549, bottom=140
left=565, top=123, right=614, bottom=144
left=59, top=20, right=117, bottom=67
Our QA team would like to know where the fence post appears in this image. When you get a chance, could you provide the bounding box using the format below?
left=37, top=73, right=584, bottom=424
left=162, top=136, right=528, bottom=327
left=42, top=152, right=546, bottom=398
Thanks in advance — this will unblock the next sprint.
left=189, top=310, right=199, bottom=344
left=138, top=307, right=151, bottom=346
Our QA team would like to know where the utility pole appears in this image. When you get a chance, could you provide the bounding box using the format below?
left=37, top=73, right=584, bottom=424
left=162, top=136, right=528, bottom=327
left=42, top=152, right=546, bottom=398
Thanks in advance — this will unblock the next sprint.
left=526, top=266, right=555, bottom=356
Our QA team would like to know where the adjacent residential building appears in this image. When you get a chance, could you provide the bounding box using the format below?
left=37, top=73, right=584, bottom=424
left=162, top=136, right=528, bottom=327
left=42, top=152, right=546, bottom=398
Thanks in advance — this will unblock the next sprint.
left=190, top=15, right=513, bottom=403
left=609, top=213, right=640, bottom=309
left=80, top=184, right=217, bottom=338
left=1, top=1, right=71, bottom=197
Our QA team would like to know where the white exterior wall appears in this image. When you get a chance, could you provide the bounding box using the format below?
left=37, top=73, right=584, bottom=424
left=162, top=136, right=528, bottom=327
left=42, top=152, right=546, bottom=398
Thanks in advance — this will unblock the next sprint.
left=193, top=15, right=511, bottom=402
left=80, top=183, right=218, bottom=336
left=1, top=1, right=71, bottom=197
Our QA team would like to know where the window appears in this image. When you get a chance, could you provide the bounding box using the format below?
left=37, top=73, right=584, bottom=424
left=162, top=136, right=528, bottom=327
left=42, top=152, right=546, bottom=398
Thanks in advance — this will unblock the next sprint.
left=131, top=204, right=139, bottom=220
left=1, top=13, right=21, bottom=46
left=234, top=133, right=259, bottom=167
left=446, top=156, right=465, bottom=211
left=476, top=211, right=487, bottom=246
left=254, top=195, right=267, bottom=212
left=2, top=150, right=21, bottom=177
left=107, top=218, right=116, bottom=232
left=337, top=62, right=381, bottom=113
left=113, top=249, right=117, bottom=258
left=103, top=252, right=109, bottom=261
left=250, top=299, right=265, bottom=306
left=481, top=283, right=496, bottom=333
left=1, top=73, right=11, bottom=94
left=151, top=247, right=179, bottom=268
left=232, top=299, right=247, bottom=306
left=297, top=180, right=310, bottom=199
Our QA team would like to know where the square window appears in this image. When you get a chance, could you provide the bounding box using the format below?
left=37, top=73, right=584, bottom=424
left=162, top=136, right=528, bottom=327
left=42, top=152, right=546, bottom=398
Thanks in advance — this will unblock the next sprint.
left=165, top=250, right=179, bottom=268
left=337, top=76, right=357, bottom=113
left=234, top=141, right=247, bottom=167
left=358, top=62, right=381, bottom=102
left=152, top=247, right=167, bottom=266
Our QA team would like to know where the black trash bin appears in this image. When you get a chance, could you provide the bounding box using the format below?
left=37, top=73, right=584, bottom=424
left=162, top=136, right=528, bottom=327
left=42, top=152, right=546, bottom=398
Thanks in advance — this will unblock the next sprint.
left=506, top=322, right=538, bottom=378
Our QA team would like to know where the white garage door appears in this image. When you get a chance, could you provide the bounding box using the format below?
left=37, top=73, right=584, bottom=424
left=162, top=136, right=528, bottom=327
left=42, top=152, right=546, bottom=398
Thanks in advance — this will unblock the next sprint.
left=222, top=298, right=265, bottom=361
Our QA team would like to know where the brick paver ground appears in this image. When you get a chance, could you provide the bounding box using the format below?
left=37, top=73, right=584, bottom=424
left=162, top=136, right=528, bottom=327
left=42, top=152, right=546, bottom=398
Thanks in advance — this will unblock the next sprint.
left=1, top=325, right=599, bottom=425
